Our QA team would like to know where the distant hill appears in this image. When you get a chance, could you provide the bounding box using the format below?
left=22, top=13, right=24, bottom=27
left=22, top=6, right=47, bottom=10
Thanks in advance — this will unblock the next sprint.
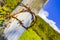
left=19, top=16, right=60, bottom=40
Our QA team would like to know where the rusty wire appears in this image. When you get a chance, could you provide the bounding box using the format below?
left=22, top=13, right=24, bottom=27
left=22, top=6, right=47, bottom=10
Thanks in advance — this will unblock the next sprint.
left=2, top=3, right=37, bottom=30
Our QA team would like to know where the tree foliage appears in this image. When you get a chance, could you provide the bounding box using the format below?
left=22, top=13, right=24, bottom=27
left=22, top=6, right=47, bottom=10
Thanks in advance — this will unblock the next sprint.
left=0, top=0, right=22, bottom=26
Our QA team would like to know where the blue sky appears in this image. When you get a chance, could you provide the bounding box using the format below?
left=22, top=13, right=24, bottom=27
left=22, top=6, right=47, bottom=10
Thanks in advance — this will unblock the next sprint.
left=44, top=0, right=60, bottom=29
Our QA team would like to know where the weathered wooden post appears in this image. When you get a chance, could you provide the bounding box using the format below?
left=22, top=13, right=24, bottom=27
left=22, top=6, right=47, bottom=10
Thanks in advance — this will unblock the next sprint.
left=0, top=0, right=47, bottom=40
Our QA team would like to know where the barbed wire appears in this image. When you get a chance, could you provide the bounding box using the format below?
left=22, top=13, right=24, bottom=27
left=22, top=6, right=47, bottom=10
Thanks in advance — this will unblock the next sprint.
left=1, top=3, right=37, bottom=30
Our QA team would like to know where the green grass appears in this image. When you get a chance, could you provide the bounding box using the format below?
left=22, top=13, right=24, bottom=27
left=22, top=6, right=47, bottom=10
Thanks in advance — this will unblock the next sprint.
left=18, top=16, right=60, bottom=40
left=19, top=28, right=41, bottom=40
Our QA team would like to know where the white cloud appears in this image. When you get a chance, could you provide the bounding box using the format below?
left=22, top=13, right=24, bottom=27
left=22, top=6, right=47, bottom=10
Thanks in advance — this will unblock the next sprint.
left=38, top=9, right=60, bottom=33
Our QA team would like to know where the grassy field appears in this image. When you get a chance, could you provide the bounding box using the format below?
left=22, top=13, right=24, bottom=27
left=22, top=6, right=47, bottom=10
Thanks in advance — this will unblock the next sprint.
left=19, top=16, right=60, bottom=40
